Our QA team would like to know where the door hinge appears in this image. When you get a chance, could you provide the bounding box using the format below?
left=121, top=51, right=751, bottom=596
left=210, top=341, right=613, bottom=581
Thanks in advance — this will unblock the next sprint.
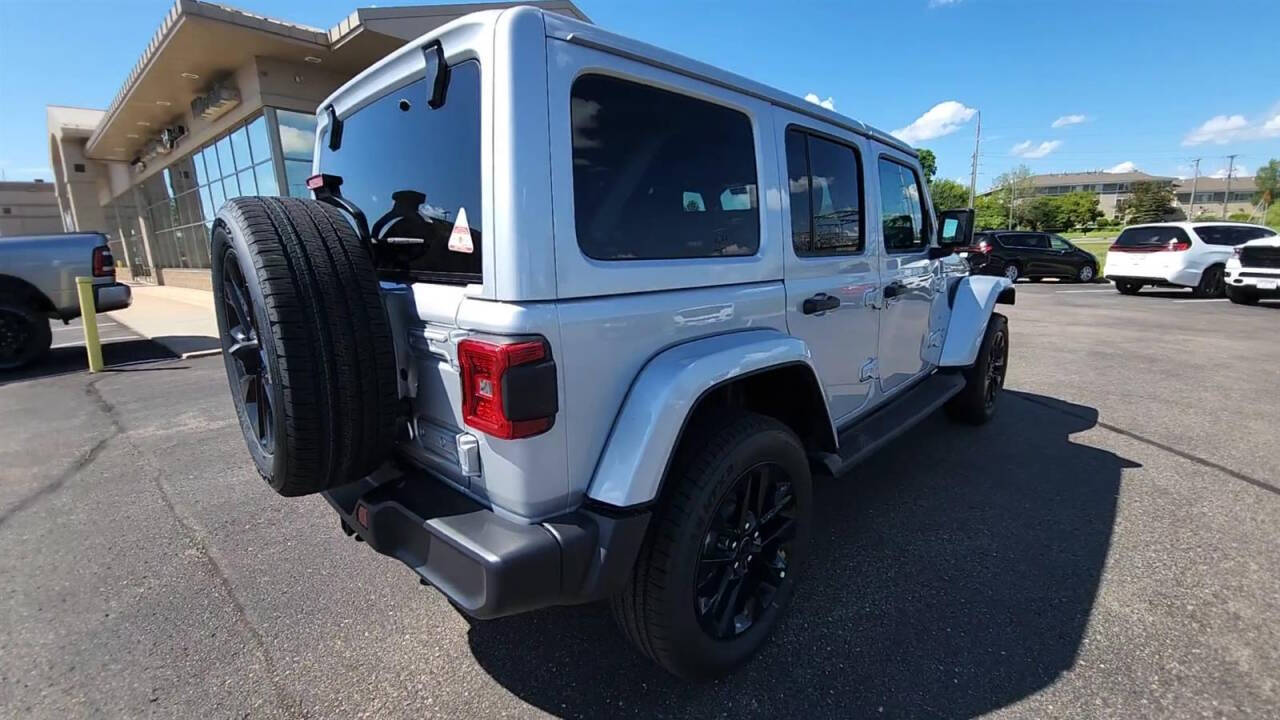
left=860, top=358, right=878, bottom=383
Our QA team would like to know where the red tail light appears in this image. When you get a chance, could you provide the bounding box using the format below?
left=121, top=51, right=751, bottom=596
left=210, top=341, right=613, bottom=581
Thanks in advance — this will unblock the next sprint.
left=457, top=338, right=557, bottom=439
left=92, top=246, right=115, bottom=277
left=977, top=240, right=991, bottom=254
left=1165, top=241, right=1191, bottom=252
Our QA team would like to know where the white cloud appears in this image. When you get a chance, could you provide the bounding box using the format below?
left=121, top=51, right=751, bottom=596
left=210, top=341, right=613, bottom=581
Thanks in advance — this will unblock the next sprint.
left=928, top=0, right=962, bottom=7
left=278, top=124, right=315, bottom=158
left=891, top=101, right=976, bottom=144
left=804, top=93, right=835, bottom=111
left=1105, top=161, right=1139, bottom=174
left=1209, top=164, right=1248, bottom=179
left=1010, top=140, right=1062, bottom=158
left=1179, top=107, right=1280, bottom=145
left=1051, top=114, right=1087, bottom=128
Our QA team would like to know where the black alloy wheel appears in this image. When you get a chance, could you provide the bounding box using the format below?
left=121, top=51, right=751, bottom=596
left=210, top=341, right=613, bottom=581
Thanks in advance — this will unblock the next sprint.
left=984, top=325, right=1009, bottom=412
left=1193, top=265, right=1225, bottom=298
left=220, top=247, right=275, bottom=455
left=0, top=307, right=33, bottom=369
left=694, top=462, right=797, bottom=640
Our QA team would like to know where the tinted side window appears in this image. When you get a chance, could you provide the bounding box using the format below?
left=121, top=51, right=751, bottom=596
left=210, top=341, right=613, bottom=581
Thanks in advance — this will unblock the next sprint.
left=1027, top=234, right=1051, bottom=249
left=1049, top=235, right=1072, bottom=250
left=1195, top=225, right=1242, bottom=246
left=877, top=158, right=927, bottom=253
left=785, top=129, right=863, bottom=256
left=570, top=74, right=759, bottom=260
left=318, top=61, right=482, bottom=283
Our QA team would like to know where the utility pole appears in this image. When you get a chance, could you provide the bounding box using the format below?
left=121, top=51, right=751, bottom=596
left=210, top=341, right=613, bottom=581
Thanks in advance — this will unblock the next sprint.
left=1186, top=158, right=1200, bottom=220
left=1222, top=154, right=1237, bottom=218
left=968, top=110, right=981, bottom=209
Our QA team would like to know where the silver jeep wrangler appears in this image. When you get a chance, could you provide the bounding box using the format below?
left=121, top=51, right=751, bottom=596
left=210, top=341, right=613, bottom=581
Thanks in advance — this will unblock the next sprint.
left=211, top=7, right=1013, bottom=679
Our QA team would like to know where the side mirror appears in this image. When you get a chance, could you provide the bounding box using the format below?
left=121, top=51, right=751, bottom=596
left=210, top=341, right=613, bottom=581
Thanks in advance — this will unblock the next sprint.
left=938, top=208, right=975, bottom=249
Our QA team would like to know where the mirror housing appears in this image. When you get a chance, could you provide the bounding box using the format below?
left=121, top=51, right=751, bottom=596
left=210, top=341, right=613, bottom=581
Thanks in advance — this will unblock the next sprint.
left=937, top=208, right=975, bottom=249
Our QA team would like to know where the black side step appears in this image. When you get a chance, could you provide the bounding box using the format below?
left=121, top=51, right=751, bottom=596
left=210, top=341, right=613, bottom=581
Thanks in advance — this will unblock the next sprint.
left=816, top=371, right=965, bottom=478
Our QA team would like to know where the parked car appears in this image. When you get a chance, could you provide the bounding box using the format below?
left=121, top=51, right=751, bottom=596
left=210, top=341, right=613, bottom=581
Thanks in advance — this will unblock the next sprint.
left=208, top=7, right=1014, bottom=679
left=0, top=232, right=132, bottom=369
left=1104, top=222, right=1275, bottom=297
left=1225, top=230, right=1280, bottom=305
left=963, top=230, right=1099, bottom=283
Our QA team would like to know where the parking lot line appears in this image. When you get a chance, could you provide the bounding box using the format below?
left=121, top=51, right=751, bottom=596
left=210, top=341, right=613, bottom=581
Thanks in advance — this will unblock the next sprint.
left=52, top=322, right=119, bottom=332
left=1171, top=298, right=1229, bottom=303
left=1056, top=289, right=1115, bottom=294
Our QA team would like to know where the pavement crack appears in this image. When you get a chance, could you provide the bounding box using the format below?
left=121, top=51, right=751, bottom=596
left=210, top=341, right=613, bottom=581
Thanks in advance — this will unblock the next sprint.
left=1014, top=393, right=1279, bottom=498
left=0, top=379, right=121, bottom=529
left=121, top=422, right=302, bottom=716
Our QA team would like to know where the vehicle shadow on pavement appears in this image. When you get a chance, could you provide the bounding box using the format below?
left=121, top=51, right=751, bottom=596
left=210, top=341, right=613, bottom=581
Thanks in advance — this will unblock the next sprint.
left=466, top=391, right=1140, bottom=719
left=0, top=339, right=177, bottom=386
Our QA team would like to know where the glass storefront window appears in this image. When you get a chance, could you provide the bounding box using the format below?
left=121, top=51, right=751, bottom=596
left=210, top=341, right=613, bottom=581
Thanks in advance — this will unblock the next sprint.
left=254, top=163, right=279, bottom=197
left=283, top=159, right=311, bottom=198
left=276, top=109, right=317, bottom=161
left=237, top=168, right=257, bottom=196
left=216, top=136, right=235, bottom=179
left=230, top=126, right=252, bottom=171
left=247, top=115, right=271, bottom=165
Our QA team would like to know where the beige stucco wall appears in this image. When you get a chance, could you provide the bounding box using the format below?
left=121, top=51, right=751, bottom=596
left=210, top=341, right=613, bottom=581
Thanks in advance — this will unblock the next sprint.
left=0, top=183, right=63, bottom=236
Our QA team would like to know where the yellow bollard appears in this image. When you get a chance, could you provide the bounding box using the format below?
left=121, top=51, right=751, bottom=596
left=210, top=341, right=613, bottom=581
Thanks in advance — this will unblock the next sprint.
left=75, top=277, right=104, bottom=373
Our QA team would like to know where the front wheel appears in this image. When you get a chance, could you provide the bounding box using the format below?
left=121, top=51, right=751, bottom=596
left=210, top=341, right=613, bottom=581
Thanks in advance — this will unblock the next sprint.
left=612, top=413, right=812, bottom=680
left=1076, top=264, right=1096, bottom=283
left=945, top=313, right=1008, bottom=425
left=1226, top=286, right=1259, bottom=306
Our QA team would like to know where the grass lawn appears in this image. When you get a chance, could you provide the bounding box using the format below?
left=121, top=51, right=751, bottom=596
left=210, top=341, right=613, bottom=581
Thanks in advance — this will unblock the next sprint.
left=1072, top=239, right=1113, bottom=274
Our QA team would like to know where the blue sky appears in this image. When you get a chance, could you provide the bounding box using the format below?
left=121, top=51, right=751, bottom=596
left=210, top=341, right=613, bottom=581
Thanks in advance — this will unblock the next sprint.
left=1, top=0, right=1277, bottom=189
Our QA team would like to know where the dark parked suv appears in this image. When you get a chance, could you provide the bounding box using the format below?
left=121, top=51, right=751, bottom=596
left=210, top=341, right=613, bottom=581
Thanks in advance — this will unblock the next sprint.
left=964, top=231, right=1099, bottom=283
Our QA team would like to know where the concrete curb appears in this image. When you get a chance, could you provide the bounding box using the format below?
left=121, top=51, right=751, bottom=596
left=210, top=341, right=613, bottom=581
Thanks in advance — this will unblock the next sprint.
left=180, top=349, right=224, bottom=360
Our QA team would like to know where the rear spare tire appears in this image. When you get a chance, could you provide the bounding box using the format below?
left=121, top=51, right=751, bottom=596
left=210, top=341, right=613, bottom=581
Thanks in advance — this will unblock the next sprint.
left=211, top=197, right=398, bottom=496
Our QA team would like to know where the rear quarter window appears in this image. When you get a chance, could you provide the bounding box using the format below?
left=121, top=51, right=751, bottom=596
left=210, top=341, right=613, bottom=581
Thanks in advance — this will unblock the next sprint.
left=569, top=74, right=759, bottom=261
left=319, top=60, right=482, bottom=284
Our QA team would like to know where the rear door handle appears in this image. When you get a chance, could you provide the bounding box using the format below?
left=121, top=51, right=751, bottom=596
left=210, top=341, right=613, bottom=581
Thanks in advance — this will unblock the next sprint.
left=802, top=293, right=841, bottom=315
left=883, top=282, right=903, bottom=299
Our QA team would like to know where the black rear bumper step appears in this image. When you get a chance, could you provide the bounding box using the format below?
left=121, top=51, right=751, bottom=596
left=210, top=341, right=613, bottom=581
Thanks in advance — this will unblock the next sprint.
left=816, top=371, right=965, bottom=477
left=324, top=464, right=649, bottom=619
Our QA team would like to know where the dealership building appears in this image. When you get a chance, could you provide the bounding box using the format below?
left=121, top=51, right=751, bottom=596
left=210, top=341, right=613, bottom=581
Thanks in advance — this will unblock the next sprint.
left=46, top=0, right=587, bottom=289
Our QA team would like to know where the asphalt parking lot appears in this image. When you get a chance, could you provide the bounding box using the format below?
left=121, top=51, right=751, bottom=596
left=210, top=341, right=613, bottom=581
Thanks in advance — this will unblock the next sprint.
left=2, top=283, right=1277, bottom=718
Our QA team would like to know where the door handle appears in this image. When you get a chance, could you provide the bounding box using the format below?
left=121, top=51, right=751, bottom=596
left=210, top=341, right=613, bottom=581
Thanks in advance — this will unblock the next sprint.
left=802, top=293, right=841, bottom=315
left=883, top=282, right=903, bottom=299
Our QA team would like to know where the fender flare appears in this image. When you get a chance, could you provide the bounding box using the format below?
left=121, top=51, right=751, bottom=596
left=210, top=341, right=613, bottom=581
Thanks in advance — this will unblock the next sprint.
left=939, top=275, right=1014, bottom=368
left=585, top=329, right=833, bottom=509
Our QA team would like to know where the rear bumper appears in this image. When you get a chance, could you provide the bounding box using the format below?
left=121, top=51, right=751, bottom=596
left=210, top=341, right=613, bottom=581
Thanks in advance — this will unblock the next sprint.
left=324, top=463, right=650, bottom=619
left=1104, top=269, right=1199, bottom=287
left=94, top=282, right=132, bottom=313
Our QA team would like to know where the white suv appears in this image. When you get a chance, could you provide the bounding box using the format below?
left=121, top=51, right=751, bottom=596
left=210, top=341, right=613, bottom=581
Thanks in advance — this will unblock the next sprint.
left=1105, top=222, right=1273, bottom=297
left=1226, top=229, right=1280, bottom=305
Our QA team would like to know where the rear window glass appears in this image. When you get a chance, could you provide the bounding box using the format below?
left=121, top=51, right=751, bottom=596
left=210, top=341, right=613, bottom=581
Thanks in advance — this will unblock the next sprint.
left=570, top=74, right=759, bottom=260
left=1114, top=226, right=1191, bottom=248
left=319, top=61, right=482, bottom=284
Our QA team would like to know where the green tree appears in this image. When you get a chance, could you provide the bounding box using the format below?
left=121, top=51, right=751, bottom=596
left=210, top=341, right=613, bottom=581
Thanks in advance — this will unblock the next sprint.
left=993, top=164, right=1034, bottom=228
left=929, top=178, right=969, bottom=213
left=1124, top=181, right=1175, bottom=223
left=1058, top=191, right=1103, bottom=228
left=917, top=148, right=937, bottom=183
left=975, top=193, right=1008, bottom=230
left=1256, top=158, right=1279, bottom=208
left=1266, top=202, right=1280, bottom=231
